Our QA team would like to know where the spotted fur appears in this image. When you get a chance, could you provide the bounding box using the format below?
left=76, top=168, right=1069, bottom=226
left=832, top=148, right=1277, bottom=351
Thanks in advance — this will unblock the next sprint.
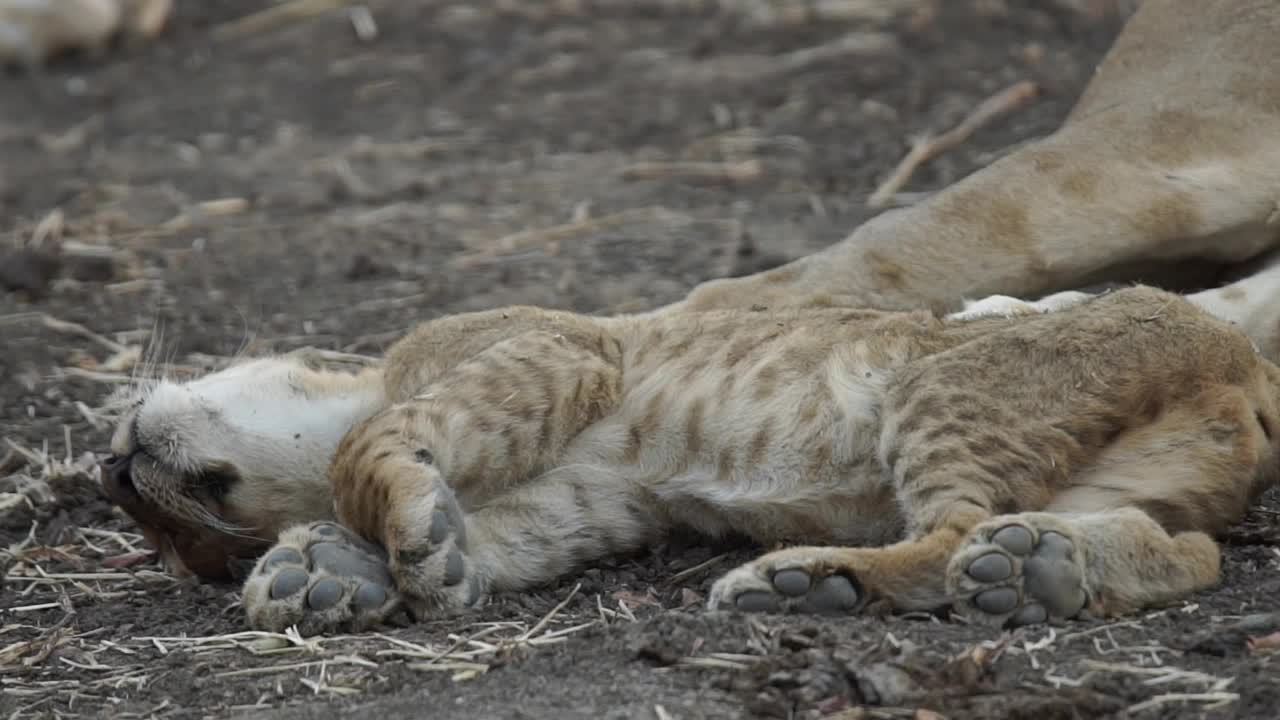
left=106, top=288, right=1280, bottom=630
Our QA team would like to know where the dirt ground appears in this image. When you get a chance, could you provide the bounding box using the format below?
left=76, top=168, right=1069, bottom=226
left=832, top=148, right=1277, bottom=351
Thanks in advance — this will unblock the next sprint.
left=2, top=1, right=1279, bottom=718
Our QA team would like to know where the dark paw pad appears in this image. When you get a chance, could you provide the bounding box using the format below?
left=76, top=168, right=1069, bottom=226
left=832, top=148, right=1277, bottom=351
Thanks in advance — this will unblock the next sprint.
left=800, top=575, right=860, bottom=614
left=967, top=553, right=1012, bottom=583
left=974, top=587, right=1019, bottom=615
left=991, top=525, right=1034, bottom=555
left=1011, top=603, right=1047, bottom=625
left=263, top=548, right=303, bottom=569
left=442, top=549, right=465, bottom=586
left=735, top=590, right=781, bottom=613
left=245, top=522, right=401, bottom=634
left=353, top=582, right=388, bottom=609
left=772, top=569, right=812, bottom=596
left=428, top=509, right=450, bottom=544
left=952, top=520, right=1089, bottom=628
left=270, top=568, right=309, bottom=599
left=1023, top=532, right=1086, bottom=617
left=307, top=578, right=345, bottom=610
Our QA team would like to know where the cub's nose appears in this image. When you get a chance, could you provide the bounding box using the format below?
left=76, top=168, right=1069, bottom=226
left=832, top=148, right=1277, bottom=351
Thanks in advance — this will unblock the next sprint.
left=100, top=453, right=136, bottom=497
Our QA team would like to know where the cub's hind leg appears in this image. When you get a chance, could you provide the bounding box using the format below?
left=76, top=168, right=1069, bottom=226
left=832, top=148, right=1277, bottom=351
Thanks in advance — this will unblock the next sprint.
left=711, top=289, right=1272, bottom=621
left=952, top=385, right=1269, bottom=626
left=714, top=372, right=1269, bottom=626
left=947, top=509, right=1219, bottom=627
left=709, top=332, right=1091, bottom=616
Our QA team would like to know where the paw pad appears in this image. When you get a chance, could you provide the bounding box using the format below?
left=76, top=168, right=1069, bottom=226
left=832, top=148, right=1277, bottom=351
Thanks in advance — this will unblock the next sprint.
left=264, top=548, right=303, bottom=569
left=428, top=509, right=450, bottom=544
left=713, top=566, right=861, bottom=616
left=949, top=518, right=1089, bottom=628
left=735, top=591, right=780, bottom=612
left=967, top=553, right=1012, bottom=583
left=307, top=578, right=345, bottom=610
left=974, top=586, right=1019, bottom=614
left=243, top=522, right=402, bottom=635
left=992, top=525, right=1033, bottom=555
left=800, top=575, right=859, bottom=614
left=270, top=568, right=308, bottom=599
left=772, top=569, right=811, bottom=596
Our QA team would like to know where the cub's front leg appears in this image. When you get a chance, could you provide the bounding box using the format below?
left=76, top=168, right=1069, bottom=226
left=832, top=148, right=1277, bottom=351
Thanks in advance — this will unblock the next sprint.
left=243, top=327, right=627, bottom=633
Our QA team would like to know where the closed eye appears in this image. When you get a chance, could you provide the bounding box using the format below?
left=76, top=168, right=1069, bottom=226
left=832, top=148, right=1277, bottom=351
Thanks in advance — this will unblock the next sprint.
left=194, top=463, right=241, bottom=500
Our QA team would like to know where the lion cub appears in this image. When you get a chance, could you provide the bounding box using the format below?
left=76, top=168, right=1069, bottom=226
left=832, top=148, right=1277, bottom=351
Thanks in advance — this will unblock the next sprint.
left=101, top=287, right=1279, bottom=634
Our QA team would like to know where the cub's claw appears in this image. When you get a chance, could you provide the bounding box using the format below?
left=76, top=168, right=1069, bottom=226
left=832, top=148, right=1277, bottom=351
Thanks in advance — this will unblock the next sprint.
left=243, top=522, right=403, bottom=635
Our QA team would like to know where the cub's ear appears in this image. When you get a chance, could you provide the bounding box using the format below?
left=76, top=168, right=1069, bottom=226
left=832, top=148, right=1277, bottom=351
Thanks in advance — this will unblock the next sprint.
left=285, top=347, right=382, bottom=373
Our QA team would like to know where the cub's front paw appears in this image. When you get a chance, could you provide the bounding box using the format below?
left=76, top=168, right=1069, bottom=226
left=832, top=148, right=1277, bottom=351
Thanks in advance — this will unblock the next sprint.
left=242, top=522, right=402, bottom=635
left=707, top=551, right=863, bottom=616
left=383, top=481, right=485, bottom=619
left=947, top=513, right=1090, bottom=627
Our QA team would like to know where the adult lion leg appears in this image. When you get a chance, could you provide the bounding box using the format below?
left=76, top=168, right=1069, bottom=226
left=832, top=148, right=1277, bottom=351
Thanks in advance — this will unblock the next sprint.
left=676, top=0, right=1280, bottom=321
left=1189, top=253, right=1280, bottom=360
left=244, top=326, right=629, bottom=633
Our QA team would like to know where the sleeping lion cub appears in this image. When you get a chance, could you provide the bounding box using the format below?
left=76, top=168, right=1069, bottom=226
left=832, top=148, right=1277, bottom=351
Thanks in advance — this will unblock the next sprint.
left=101, top=287, right=1279, bottom=635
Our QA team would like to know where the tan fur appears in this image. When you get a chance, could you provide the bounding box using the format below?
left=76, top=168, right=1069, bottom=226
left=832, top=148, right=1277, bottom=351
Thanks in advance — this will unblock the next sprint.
left=669, top=0, right=1280, bottom=363
left=105, top=289, right=1280, bottom=630
left=100, top=0, right=1280, bottom=632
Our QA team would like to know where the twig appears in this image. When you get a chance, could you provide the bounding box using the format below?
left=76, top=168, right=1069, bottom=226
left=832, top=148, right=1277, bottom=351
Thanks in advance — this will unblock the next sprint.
left=518, top=583, right=581, bottom=642
left=1126, top=692, right=1239, bottom=714
left=213, top=0, right=349, bottom=41
left=867, top=81, right=1038, bottom=208
left=213, top=655, right=375, bottom=678
left=663, top=553, right=728, bottom=587
left=619, top=160, right=764, bottom=184
left=0, top=313, right=128, bottom=355
left=450, top=207, right=690, bottom=268
left=57, top=368, right=133, bottom=384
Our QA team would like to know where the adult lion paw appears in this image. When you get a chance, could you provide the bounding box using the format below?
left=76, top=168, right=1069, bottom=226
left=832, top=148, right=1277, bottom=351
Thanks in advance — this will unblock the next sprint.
left=242, top=522, right=403, bottom=635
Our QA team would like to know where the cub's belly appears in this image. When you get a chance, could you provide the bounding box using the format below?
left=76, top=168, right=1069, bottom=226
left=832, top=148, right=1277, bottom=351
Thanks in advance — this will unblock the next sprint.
left=562, top=416, right=907, bottom=548
left=650, top=465, right=907, bottom=547
left=566, top=346, right=905, bottom=545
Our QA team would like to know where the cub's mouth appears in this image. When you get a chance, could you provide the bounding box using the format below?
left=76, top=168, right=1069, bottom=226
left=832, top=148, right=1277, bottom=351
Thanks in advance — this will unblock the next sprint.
left=99, top=450, right=270, bottom=581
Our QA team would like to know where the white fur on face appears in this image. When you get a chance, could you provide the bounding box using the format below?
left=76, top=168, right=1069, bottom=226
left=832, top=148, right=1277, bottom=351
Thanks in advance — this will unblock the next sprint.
left=112, top=355, right=387, bottom=543
left=129, top=358, right=379, bottom=483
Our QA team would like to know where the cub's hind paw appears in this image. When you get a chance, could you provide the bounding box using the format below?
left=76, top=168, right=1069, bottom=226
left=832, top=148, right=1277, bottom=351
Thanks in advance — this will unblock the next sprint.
left=947, top=514, right=1090, bottom=627
left=707, top=554, right=863, bottom=616
left=243, top=522, right=403, bottom=635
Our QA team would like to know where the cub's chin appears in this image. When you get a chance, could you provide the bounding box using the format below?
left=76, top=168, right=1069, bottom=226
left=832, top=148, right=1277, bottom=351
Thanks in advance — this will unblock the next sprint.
left=100, top=454, right=271, bottom=581
left=140, top=523, right=268, bottom=582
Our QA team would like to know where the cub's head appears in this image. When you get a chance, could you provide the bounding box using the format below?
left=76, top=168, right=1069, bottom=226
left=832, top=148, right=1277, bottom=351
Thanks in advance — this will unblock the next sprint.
left=100, top=349, right=384, bottom=580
